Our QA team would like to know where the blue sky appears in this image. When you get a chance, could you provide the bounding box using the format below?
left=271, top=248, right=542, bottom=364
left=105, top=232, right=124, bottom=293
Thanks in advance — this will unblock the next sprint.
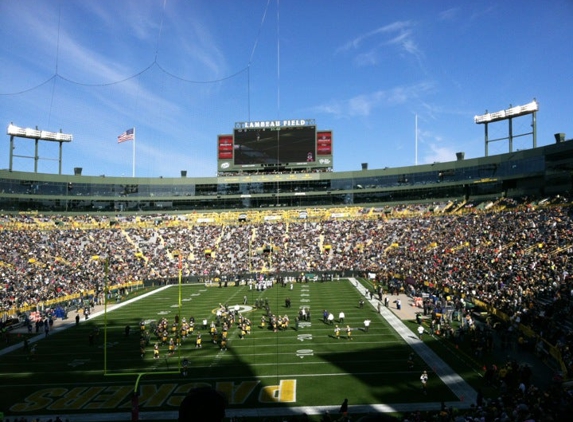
left=1, top=0, right=572, bottom=178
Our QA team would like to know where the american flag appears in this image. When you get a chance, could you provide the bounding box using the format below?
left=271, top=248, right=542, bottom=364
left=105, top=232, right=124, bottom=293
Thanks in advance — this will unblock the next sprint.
left=117, top=128, right=135, bottom=143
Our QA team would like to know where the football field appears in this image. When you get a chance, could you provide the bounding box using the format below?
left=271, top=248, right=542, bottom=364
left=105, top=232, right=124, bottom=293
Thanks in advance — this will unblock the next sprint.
left=0, top=279, right=476, bottom=421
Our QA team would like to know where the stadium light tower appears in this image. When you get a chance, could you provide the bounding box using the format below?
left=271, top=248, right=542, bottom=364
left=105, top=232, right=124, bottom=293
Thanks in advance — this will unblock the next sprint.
left=474, top=100, right=538, bottom=157
left=7, top=123, right=73, bottom=174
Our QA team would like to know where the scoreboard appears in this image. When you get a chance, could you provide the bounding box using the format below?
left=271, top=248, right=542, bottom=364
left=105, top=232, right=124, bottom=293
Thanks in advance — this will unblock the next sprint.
left=218, top=119, right=333, bottom=173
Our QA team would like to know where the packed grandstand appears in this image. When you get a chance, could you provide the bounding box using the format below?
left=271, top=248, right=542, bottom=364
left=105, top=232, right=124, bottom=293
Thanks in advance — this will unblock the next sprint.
left=1, top=195, right=572, bottom=384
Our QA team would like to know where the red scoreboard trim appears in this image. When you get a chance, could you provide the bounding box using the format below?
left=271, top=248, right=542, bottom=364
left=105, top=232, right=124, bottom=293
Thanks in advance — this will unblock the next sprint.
left=316, top=131, right=332, bottom=155
left=218, top=135, right=233, bottom=160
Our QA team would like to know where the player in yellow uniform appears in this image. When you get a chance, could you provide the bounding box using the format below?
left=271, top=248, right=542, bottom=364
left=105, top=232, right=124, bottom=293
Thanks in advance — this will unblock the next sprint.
left=195, top=332, right=202, bottom=348
left=334, top=325, right=340, bottom=340
left=346, top=325, right=353, bottom=340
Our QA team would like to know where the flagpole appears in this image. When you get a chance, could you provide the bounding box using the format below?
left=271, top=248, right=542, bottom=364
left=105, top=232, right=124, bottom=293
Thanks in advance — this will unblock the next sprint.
left=415, top=114, right=418, bottom=166
left=132, top=127, right=136, bottom=178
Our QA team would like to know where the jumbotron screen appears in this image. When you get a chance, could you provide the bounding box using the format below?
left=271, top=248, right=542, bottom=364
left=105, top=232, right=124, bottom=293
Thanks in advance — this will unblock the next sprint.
left=217, top=119, right=333, bottom=173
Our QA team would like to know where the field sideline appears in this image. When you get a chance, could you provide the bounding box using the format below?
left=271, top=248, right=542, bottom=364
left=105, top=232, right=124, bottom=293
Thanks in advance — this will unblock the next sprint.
left=1, top=279, right=477, bottom=421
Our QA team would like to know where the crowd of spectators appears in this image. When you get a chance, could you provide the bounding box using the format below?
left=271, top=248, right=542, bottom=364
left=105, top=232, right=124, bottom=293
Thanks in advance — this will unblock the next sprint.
left=1, top=198, right=573, bottom=367
left=0, top=199, right=573, bottom=344
left=2, top=197, right=573, bottom=420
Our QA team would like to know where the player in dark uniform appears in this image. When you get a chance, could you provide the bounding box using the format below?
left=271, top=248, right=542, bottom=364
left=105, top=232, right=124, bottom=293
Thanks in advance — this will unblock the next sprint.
left=140, top=337, right=146, bottom=358
left=181, top=357, right=189, bottom=377
left=407, top=352, right=415, bottom=369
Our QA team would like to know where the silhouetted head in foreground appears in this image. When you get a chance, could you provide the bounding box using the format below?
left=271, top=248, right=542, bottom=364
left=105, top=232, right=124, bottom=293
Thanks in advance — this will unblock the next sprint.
left=178, top=386, right=226, bottom=422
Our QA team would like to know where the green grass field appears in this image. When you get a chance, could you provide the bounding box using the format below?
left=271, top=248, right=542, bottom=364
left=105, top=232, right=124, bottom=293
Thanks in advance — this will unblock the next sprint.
left=1, top=279, right=484, bottom=421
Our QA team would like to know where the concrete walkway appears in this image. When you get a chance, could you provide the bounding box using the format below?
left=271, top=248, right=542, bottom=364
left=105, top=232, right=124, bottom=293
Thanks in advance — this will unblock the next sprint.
left=349, top=279, right=478, bottom=406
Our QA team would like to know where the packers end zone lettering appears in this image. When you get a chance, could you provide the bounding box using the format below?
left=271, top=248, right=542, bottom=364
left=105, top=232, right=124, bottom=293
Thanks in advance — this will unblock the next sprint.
left=10, top=380, right=297, bottom=412
left=259, top=380, right=296, bottom=403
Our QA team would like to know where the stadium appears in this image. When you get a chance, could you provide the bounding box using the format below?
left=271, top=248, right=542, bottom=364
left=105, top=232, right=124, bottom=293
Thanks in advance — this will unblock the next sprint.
left=1, top=110, right=573, bottom=421
left=1, top=2, right=573, bottom=422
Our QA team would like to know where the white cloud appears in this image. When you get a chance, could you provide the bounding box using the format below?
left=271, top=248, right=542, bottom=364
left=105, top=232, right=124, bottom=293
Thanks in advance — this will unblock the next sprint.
left=336, top=20, right=422, bottom=66
left=417, top=127, right=462, bottom=165
left=439, top=8, right=460, bottom=21
left=311, top=82, right=435, bottom=118
left=422, top=143, right=457, bottom=164
left=354, top=50, right=379, bottom=67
